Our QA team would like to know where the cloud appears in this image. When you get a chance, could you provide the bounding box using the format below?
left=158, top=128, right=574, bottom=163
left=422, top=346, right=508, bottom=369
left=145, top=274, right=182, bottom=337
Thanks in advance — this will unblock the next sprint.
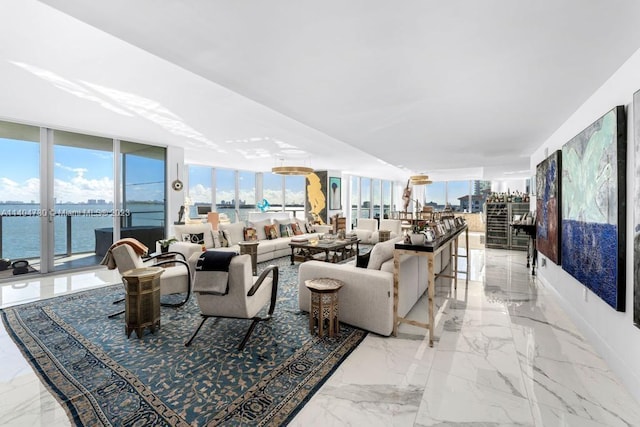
left=55, top=162, right=88, bottom=177
left=0, top=177, right=40, bottom=202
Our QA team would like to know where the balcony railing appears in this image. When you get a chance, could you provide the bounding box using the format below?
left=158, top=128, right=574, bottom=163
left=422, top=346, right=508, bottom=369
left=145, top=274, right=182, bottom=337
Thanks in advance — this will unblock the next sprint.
left=0, top=209, right=164, bottom=260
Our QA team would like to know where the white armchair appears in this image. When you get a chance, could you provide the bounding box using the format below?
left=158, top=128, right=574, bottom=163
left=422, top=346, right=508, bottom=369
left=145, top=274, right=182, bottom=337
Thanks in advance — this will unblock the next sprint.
left=185, top=253, right=279, bottom=350
left=106, top=244, right=192, bottom=317
left=371, top=219, right=403, bottom=243
left=353, top=218, right=378, bottom=244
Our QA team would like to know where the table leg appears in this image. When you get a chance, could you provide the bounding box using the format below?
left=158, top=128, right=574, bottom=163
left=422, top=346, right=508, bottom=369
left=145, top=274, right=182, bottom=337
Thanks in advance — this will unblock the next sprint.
left=392, top=251, right=400, bottom=336
left=453, top=238, right=459, bottom=290
left=465, top=227, right=469, bottom=285
left=427, top=253, right=435, bottom=347
left=531, top=238, right=537, bottom=276
left=290, top=246, right=295, bottom=265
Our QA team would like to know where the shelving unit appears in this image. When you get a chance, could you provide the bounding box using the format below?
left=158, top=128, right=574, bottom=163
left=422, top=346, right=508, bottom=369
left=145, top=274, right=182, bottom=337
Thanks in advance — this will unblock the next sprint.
left=486, top=203, right=508, bottom=248
left=485, top=202, right=529, bottom=251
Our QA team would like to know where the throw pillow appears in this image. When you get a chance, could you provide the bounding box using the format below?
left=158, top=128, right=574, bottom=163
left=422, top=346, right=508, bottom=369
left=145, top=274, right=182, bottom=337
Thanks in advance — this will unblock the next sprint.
left=290, top=222, right=303, bottom=236
left=249, top=219, right=270, bottom=240
left=219, top=222, right=245, bottom=246
left=264, top=224, right=278, bottom=240
left=367, top=237, right=401, bottom=270
left=183, top=232, right=205, bottom=245
left=243, top=227, right=258, bottom=241
left=356, top=250, right=371, bottom=268
left=211, top=230, right=222, bottom=248
left=279, top=223, right=293, bottom=238
left=218, top=230, right=229, bottom=247
left=174, top=223, right=215, bottom=248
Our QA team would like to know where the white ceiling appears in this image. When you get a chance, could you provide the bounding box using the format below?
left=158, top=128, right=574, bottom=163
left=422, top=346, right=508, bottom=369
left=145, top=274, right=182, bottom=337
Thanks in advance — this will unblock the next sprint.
left=3, top=1, right=640, bottom=181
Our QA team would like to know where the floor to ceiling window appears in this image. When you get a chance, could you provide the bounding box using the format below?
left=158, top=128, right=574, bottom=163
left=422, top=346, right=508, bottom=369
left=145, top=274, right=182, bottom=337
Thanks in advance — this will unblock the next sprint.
left=263, top=172, right=284, bottom=211
left=447, top=180, right=469, bottom=212
left=284, top=175, right=305, bottom=219
left=381, top=180, right=392, bottom=218
left=372, top=179, right=381, bottom=220
left=52, top=131, right=114, bottom=270
left=0, top=121, right=41, bottom=262
left=215, top=168, right=236, bottom=222
left=350, top=176, right=359, bottom=226
left=188, top=165, right=213, bottom=216
left=360, top=178, right=371, bottom=219
left=238, top=171, right=256, bottom=222
left=119, top=141, right=165, bottom=228
left=426, top=181, right=446, bottom=210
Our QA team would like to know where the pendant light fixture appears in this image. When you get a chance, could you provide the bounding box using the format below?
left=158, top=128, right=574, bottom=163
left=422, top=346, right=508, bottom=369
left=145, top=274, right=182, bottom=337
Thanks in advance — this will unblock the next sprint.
left=271, top=158, right=313, bottom=175
left=410, top=174, right=432, bottom=185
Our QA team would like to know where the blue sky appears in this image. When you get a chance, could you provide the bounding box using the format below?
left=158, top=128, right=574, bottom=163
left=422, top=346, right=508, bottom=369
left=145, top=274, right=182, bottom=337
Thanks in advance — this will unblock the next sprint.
left=0, top=138, right=164, bottom=203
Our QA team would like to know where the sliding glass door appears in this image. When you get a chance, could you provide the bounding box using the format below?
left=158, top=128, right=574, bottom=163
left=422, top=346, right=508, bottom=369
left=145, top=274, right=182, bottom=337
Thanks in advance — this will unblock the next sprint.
left=52, top=130, right=114, bottom=271
left=119, top=141, right=166, bottom=254
left=0, top=121, right=41, bottom=268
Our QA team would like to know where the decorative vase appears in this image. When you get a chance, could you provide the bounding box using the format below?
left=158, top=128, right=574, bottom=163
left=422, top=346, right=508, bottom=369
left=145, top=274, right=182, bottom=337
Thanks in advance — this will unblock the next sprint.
left=410, top=233, right=425, bottom=245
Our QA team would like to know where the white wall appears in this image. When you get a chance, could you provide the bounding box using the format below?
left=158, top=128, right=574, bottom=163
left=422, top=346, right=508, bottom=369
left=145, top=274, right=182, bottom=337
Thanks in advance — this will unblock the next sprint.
left=531, top=47, right=640, bottom=402
left=166, top=146, right=185, bottom=237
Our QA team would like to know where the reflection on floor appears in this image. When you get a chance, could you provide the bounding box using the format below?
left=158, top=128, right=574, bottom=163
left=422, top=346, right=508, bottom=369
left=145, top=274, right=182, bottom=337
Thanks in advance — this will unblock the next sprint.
left=1, top=243, right=639, bottom=426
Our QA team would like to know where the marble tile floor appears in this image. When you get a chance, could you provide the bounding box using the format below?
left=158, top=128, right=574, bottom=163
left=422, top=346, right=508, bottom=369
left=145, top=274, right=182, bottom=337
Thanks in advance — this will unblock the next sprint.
left=1, top=247, right=639, bottom=426
left=290, top=249, right=640, bottom=426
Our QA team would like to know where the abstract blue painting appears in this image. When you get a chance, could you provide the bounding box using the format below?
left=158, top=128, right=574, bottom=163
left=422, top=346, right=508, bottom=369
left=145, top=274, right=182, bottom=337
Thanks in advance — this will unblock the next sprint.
left=536, top=150, right=561, bottom=265
left=634, top=90, right=640, bottom=328
left=561, top=106, right=626, bottom=311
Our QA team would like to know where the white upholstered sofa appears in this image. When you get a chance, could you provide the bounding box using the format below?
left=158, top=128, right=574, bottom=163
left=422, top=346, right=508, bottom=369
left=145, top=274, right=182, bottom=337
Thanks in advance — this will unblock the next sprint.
left=298, top=236, right=451, bottom=336
left=352, top=218, right=378, bottom=244
left=167, top=213, right=332, bottom=263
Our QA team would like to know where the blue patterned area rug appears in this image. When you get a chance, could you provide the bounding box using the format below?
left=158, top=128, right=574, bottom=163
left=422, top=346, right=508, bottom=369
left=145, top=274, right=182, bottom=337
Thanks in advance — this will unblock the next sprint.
left=1, top=256, right=367, bottom=426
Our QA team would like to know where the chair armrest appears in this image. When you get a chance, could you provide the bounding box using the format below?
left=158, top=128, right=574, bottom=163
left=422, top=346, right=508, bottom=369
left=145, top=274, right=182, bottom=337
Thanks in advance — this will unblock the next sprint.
left=146, top=251, right=187, bottom=262
left=248, top=265, right=279, bottom=296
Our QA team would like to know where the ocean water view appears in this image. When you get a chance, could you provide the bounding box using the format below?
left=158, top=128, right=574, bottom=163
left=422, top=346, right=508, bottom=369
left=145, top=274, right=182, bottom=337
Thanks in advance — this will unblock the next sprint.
left=0, top=202, right=164, bottom=261
left=0, top=203, right=307, bottom=261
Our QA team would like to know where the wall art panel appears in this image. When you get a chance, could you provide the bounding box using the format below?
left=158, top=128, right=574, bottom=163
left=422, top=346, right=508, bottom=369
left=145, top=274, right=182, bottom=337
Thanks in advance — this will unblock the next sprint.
left=306, top=170, right=327, bottom=224
left=633, top=91, right=640, bottom=327
left=561, top=105, right=626, bottom=311
left=536, top=150, right=562, bottom=264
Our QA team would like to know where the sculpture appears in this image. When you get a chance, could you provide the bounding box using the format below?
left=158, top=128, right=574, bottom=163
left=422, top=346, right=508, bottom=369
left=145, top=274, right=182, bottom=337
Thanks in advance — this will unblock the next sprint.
left=178, top=205, right=185, bottom=223
left=257, top=198, right=270, bottom=212
left=402, top=179, right=412, bottom=212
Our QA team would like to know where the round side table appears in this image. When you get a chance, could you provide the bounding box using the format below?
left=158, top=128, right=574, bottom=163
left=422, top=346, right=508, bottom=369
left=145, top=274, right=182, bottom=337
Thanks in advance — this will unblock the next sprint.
left=305, top=277, right=344, bottom=338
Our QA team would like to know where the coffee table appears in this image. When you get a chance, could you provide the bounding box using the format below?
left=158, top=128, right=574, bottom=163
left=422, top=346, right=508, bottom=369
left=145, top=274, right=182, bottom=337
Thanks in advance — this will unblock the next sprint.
left=289, top=238, right=360, bottom=265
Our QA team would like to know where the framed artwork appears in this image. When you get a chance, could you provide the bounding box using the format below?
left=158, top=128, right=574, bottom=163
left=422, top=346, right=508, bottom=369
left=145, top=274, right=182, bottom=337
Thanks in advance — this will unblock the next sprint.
left=329, top=177, right=342, bottom=210
left=561, top=105, right=626, bottom=311
left=306, top=171, right=327, bottom=224
left=536, top=150, right=562, bottom=265
left=634, top=90, right=640, bottom=327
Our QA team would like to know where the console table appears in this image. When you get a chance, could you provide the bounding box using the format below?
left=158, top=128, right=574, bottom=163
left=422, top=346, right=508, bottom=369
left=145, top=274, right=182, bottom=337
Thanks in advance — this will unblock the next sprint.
left=392, top=224, right=468, bottom=346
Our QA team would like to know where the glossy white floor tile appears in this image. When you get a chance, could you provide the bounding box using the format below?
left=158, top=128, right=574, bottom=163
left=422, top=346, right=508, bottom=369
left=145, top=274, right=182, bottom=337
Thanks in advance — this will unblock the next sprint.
left=1, top=247, right=639, bottom=426
left=292, top=248, right=640, bottom=427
